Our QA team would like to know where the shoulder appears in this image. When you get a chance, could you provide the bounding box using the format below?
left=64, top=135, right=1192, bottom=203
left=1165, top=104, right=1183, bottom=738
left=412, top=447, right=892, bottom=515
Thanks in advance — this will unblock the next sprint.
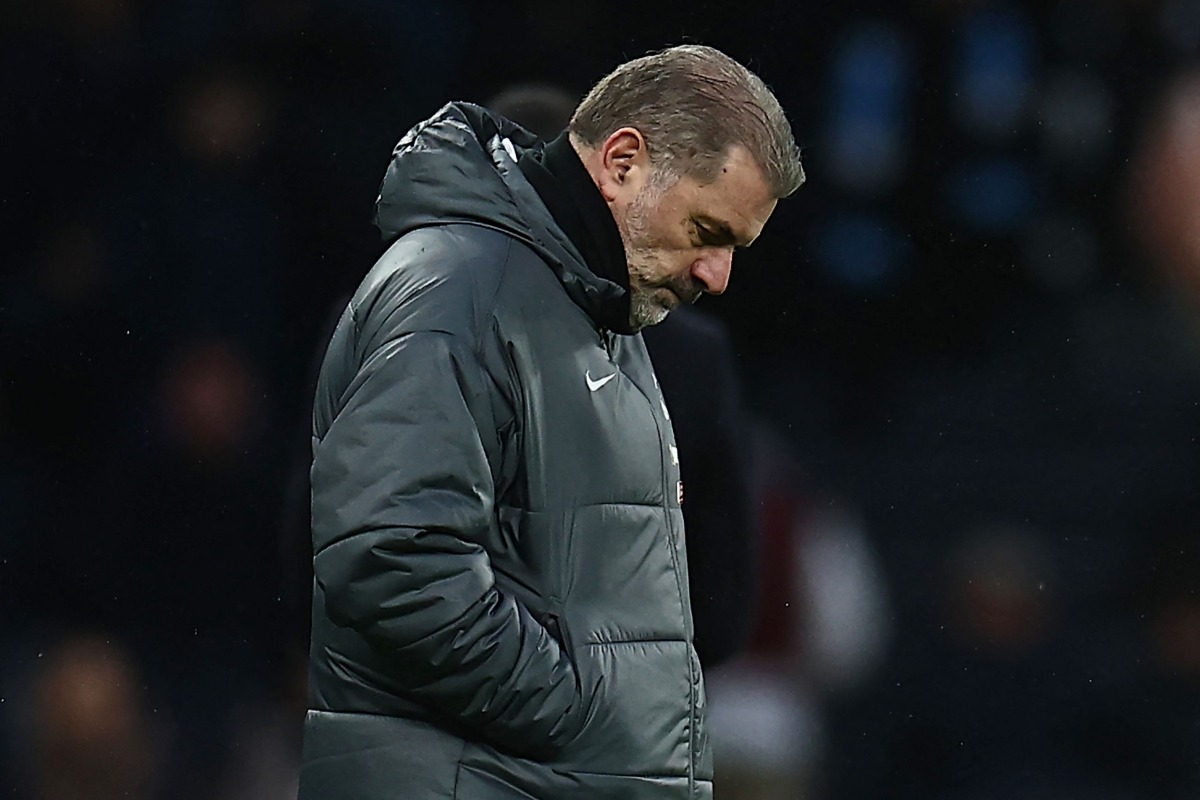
left=350, top=224, right=523, bottom=349
left=314, top=226, right=527, bottom=435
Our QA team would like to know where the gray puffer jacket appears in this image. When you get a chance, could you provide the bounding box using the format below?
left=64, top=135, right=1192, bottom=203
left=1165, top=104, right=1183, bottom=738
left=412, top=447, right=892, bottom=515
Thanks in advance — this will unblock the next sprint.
left=298, top=103, right=712, bottom=799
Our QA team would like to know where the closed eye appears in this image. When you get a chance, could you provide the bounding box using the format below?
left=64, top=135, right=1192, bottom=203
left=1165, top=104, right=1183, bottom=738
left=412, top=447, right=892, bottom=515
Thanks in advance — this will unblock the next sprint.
left=695, top=223, right=735, bottom=249
left=693, top=217, right=749, bottom=249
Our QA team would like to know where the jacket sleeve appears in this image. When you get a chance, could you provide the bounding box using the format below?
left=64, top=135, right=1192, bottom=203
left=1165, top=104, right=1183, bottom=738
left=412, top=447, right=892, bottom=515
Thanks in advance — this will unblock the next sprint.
left=310, top=301, right=587, bottom=757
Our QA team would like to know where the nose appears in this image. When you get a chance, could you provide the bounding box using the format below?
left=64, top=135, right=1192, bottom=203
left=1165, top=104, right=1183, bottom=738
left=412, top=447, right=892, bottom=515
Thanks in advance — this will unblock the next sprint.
left=691, top=248, right=733, bottom=295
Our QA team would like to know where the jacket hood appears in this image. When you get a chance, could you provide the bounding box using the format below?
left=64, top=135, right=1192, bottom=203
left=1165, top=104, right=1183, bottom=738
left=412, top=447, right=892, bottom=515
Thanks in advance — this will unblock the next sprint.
left=373, top=102, right=628, bottom=331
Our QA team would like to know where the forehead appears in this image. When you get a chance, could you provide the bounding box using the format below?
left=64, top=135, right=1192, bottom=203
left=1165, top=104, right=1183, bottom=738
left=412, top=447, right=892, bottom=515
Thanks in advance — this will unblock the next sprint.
left=673, top=145, right=776, bottom=245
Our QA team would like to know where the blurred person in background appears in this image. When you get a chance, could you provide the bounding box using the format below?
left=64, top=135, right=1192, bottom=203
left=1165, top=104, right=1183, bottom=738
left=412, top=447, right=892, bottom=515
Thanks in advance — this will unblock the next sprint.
left=704, top=434, right=890, bottom=800
left=83, top=336, right=279, bottom=800
left=299, top=44, right=802, bottom=800
left=20, top=634, right=162, bottom=800
left=828, top=523, right=1121, bottom=800
left=1129, top=66, right=1200, bottom=321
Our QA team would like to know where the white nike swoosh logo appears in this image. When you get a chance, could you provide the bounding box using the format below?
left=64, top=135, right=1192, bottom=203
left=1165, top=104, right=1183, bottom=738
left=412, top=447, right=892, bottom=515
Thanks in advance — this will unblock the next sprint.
left=586, top=370, right=617, bottom=392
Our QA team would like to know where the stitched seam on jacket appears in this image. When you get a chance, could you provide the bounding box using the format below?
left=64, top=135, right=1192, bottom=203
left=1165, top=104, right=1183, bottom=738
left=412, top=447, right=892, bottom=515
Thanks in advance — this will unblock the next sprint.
left=456, top=761, right=541, bottom=800
left=565, top=769, right=692, bottom=780
left=451, top=737, right=469, bottom=800
left=583, top=637, right=687, bottom=646
left=573, top=500, right=662, bottom=509
left=311, top=524, right=419, bottom=560
left=473, top=232, right=514, bottom=354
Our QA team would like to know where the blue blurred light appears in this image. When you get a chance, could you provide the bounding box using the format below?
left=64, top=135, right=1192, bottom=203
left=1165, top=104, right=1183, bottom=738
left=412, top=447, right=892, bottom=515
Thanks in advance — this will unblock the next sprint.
left=813, top=211, right=912, bottom=293
left=953, top=6, right=1037, bottom=139
left=826, top=20, right=914, bottom=195
left=943, top=157, right=1038, bottom=237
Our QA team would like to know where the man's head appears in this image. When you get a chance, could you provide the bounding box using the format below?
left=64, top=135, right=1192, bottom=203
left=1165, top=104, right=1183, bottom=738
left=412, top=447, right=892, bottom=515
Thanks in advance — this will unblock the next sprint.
left=569, top=45, right=804, bottom=329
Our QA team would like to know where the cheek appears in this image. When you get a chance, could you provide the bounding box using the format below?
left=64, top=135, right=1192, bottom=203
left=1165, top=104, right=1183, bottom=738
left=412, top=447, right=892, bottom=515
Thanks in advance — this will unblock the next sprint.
left=627, top=195, right=686, bottom=249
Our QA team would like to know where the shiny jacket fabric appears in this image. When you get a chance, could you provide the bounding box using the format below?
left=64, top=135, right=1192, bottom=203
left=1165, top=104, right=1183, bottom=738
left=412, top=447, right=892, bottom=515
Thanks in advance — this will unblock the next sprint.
left=298, top=103, right=712, bottom=799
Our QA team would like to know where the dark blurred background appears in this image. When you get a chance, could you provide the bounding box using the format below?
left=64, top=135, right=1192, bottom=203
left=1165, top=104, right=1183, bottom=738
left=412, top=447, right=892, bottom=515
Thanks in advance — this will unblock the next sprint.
left=3, top=0, right=1200, bottom=797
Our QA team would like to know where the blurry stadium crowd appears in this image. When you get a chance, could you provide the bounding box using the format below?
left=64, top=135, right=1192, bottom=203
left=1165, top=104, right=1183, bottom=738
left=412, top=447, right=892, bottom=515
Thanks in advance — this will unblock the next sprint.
left=3, top=0, right=1200, bottom=797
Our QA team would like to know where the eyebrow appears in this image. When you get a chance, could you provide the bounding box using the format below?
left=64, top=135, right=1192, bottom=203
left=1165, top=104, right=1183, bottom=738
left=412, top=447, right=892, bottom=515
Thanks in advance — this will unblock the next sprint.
left=695, top=215, right=755, bottom=249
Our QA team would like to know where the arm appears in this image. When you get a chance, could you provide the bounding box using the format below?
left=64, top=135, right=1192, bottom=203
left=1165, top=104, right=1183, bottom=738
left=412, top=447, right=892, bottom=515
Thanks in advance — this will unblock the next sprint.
left=310, top=309, right=586, bottom=758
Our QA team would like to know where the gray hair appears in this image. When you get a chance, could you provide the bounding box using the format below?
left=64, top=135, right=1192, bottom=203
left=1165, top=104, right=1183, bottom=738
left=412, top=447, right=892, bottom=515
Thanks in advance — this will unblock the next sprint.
left=569, top=45, right=805, bottom=198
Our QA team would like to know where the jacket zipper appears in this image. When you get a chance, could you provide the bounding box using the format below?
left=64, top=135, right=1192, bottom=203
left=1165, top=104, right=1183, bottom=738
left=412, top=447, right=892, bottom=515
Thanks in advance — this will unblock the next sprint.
left=598, top=328, right=615, bottom=359
left=648, top=378, right=698, bottom=797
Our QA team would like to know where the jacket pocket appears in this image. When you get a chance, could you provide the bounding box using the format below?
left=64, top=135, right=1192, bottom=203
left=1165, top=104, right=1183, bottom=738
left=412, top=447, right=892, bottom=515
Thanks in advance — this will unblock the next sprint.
left=536, top=610, right=588, bottom=731
left=539, top=612, right=569, bottom=652
left=561, top=639, right=693, bottom=777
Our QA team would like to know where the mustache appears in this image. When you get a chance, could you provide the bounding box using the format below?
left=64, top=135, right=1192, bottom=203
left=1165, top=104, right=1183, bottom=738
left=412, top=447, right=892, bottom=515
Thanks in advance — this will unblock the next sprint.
left=664, top=279, right=702, bottom=305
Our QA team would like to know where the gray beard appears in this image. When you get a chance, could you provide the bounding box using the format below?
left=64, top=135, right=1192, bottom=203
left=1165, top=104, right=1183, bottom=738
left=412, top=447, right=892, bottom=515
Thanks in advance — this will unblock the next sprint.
left=628, top=286, right=671, bottom=331
left=618, top=174, right=681, bottom=331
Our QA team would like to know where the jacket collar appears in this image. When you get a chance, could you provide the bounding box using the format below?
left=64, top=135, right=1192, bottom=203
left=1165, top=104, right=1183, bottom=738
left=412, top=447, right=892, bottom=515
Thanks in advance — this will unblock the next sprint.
left=517, top=132, right=633, bottom=334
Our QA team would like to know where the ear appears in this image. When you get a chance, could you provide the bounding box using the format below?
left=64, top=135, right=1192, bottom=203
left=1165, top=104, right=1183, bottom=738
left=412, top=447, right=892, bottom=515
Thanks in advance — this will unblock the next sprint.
left=595, top=127, right=649, bottom=202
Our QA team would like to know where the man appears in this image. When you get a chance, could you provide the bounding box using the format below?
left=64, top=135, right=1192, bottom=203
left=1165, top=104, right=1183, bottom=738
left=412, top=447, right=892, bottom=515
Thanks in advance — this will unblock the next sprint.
left=300, top=45, right=803, bottom=800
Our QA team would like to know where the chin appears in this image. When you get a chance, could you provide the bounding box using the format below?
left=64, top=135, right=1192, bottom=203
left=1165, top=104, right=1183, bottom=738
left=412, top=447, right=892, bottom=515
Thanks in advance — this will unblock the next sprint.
left=628, top=299, right=671, bottom=331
